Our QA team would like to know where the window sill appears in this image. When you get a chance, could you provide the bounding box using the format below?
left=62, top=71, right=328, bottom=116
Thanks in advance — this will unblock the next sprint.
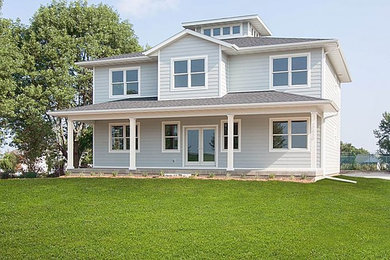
left=170, top=86, right=207, bottom=91
left=109, top=150, right=141, bottom=153
left=161, top=149, right=181, bottom=153
left=272, top=85, right=310, bottom=89
left=221, top=149, right=241, bottom=153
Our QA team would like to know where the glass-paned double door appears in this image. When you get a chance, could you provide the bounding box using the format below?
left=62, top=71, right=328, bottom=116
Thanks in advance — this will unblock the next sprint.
left=185, top=127, right=216, bottom=166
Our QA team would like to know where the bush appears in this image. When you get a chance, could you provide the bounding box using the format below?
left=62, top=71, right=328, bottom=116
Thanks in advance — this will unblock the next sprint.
left=23, top=172, right=37, bottom=178
left=0, top=172, right=11, bottom=179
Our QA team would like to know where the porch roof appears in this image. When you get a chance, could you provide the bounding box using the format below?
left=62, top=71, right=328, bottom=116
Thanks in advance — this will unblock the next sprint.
left=49, top=91, right=337, bottom=117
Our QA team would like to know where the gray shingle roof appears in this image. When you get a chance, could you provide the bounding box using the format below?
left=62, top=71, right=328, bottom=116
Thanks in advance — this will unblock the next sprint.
left=54, top=91, right=326, bottom=113
left=91, top=52, right=145, bottom=61
left=222, top=37, right=330, bottom=48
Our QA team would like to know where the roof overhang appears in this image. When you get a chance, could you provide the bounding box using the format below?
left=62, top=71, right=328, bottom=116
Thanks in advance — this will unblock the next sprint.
left=144, top=29, right=238, bottom=56
left=48, top=100, right=337, bottom=120
left=75, top=56, right=156, bottom=69
left=182, top=14, right=272, bottom=36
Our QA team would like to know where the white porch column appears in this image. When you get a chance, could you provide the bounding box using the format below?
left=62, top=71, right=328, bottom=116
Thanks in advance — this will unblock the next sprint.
left=310, top=112, right=318, bottom=169
left=227, top=114, right=235, bottom=171
left=129, top=117, right=137, bottom=171
left=67, top=118, right=74, bottom=170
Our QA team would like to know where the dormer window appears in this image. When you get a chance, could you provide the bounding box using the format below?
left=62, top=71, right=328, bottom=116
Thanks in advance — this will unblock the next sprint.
left=110, top=67, right=140, bottom=97
left=202, top=24, right=242, bottom=37
left=232, top=25, right=240, bottom=34
left=172, top=56, right=207, bottom=89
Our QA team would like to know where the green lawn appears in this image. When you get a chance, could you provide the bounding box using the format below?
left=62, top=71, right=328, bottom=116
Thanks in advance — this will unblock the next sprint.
left=1, top=177, right=389, bottom=259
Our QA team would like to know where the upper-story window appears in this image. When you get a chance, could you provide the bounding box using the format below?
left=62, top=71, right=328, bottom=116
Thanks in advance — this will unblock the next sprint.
left=172, top=56, right=207, bottom=89
left=271, top=54, right=309, bottom=88
left=202, top=25, right=241, bottom=37
left=110, top=67, right=140, bottom=97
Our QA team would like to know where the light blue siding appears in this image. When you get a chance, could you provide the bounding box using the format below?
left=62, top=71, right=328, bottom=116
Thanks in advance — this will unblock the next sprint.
left=159, top=35, right=220, bottom=100
left=94, top=62, right=158, bottom=104
left=228, top=48, right=323, bottom=98
left=94, top=114, right=311, bottom=169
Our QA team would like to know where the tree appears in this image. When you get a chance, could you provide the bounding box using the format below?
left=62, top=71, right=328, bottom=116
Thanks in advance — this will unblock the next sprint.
left=6, top=0, right=142, bottom=172
left=0, top=151, right=21, bottom=173
left=340, top=141, right=369, bottom=156
left=374, top=112, right=390, bottom=155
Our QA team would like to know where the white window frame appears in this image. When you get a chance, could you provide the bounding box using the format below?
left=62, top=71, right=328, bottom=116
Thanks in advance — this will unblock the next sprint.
left=170, top=56, right=208, bottom=91
left=202, top=24, right=243, bottom=39
left=108, top=122, right=140, bottom=153
left=109, top=66, right=141, bottom=98
left=220, top=119, right=241, bottom=152
left=161, top=121, right=181, bottom=153
left=269, top=53, right=311, bottom=89
left=269, top=117, right=310, bottom=152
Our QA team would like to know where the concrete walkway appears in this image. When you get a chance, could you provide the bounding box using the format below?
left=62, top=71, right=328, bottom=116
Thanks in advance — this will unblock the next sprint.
left=342, top=171, right=390, bottom=180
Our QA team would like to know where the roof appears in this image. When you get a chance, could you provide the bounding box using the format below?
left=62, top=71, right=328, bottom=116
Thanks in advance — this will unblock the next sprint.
left=49, top=91, right=334, bottom=116
left=143, top=29, right=236, bottom=56
left=182, top=14, right=272, bottom=36
left=91, top=52, right=145, bottom=61
left=222, top=37, right=330, bottom=48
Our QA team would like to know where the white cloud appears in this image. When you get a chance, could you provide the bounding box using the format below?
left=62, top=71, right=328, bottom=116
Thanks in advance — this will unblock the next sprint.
left=116, top=0, right=180, bottom=18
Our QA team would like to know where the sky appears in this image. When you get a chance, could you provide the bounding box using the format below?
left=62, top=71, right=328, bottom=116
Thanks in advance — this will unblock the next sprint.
left=2, top=0, right=390, bottom=153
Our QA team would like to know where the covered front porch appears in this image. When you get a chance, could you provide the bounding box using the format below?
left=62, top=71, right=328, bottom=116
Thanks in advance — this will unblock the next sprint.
left=48, top=91, right=338, bottom=177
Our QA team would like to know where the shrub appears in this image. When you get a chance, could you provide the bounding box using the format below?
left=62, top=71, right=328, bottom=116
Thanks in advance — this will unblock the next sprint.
left=290, top=175, right=295, bottom=180
left=0, top=172, right=10, bottom=179
left=65, top=171, right=71, bottom=176
left=90, top=172, right=96, bottom=176
left=269, top=173, right=275, bottom=179
left=112, top=171, right=118, bottom=177
left=23, top=172, right=37, bottom=178
left=301, top=173, right=307, bottom=180
left=98, top=172, right=104, bottom=177
left=208, top=173, right=215, bottom=178
left=226, top=172, right=231, bottom=178
left=142, top=172, right=148, bottom=177
left=159, top=170, right=164, bottom=176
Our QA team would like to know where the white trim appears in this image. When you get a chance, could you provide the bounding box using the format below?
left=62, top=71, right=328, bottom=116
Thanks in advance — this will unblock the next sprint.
left=75, top=56, right=154, bottom=68
left=157, top=50, right=161, bottom=100
left=226, top=115, right=235, bottom=171
left=92, top=67, right=95, bottom=104
left=218, top=45, right=222, bottom=97
left=220, top=119, right=241, bottom=152
left=321, top=48, right=325, bottom=98
left=170, top=55, right=208, bottom=91
left=92, top=121, right=95, bottom=168
left=183, top=125, right=218, bottom=167
left=108, top=122, right=140, bottom=153
left=310, top=112, right=317, bottom=168
left=161, top=121, right=181, bottom=153
left=109, top=66, right=141, bottom=99
left=67, top=119, right=74, bottom=170
left=49, top=100, right=338, bottom=117
left=269, top=52, right=311, bottom=89
left=269, top=117, right=311, bottom=152
left=144, top=29, right=237, bottom=56
left=181, top=15, right=272, bottom=36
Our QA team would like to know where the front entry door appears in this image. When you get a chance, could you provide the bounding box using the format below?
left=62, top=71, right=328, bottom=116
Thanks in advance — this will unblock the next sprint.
left=185, top=127, right=216, bottom=166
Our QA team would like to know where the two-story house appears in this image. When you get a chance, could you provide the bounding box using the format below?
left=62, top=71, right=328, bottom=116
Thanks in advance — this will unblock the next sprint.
left=50, top=14, right=351, bottom=179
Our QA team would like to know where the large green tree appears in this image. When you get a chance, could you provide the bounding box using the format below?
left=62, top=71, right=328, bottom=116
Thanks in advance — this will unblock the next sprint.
left=340, top=141, right=369, bottom=156
left=6, top=0, right=142, bottom=172
left=374, top=112, right=390, bottom=155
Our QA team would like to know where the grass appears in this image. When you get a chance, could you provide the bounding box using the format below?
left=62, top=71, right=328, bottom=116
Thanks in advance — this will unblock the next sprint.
left=0, top=177, right=389, bottom=259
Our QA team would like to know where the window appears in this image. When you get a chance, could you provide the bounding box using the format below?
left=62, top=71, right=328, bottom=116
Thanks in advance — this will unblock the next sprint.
left=221, top=119, right=241, bottom=151
left=111, top=67, right=139, bottom=96
left=271, top=55, right=309, bottom=87
left=213, top=28, right=220, bottom=36
left=223, top=27, right=230, bottom=35
left=232, top=25, right=240, bottom=34
left=162, top=122, right=180, bottom=152
left=270, top=119, right=308, bottom=151
left=172, top=57, right=206, bottom=89
left=110, top=123, right=140, bottom=152
left=203, top=28, right=211, bottom=36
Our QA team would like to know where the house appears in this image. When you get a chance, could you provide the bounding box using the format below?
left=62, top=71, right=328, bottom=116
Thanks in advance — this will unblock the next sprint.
left=49, top=14, right=351, bottom=178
